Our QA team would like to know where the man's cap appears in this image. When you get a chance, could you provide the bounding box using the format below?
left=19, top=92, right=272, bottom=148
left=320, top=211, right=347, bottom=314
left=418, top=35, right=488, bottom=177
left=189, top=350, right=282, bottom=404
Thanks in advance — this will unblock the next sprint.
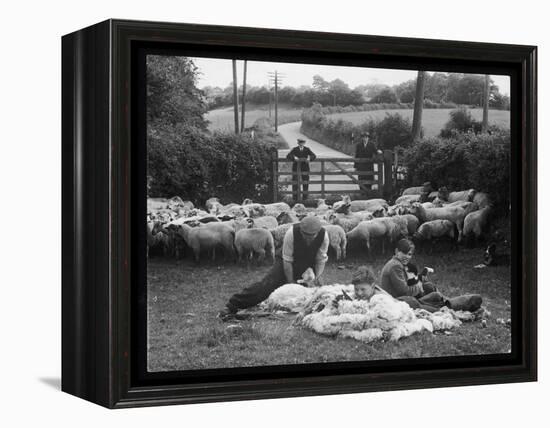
left=297, top=138, right=306, bottom=143
left=299, top=216, right=322, bottom=234
left=360, top=131, right=370, bottom=137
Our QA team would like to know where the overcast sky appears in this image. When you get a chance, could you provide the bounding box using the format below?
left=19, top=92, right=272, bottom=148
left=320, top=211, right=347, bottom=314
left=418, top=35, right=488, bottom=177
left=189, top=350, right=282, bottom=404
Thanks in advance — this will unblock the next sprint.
left=191, top=57, right=510, bottom=96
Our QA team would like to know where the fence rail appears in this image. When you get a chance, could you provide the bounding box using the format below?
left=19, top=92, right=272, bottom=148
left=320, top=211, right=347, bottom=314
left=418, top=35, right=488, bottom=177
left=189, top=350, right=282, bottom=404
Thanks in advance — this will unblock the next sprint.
left=272, top=151, right=395, bottom=202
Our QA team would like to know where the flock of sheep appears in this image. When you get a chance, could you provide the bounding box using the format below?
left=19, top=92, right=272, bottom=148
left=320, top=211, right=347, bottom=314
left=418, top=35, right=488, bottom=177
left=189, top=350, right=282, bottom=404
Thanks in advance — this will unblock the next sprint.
left=147, top=183, right=492, bottom=263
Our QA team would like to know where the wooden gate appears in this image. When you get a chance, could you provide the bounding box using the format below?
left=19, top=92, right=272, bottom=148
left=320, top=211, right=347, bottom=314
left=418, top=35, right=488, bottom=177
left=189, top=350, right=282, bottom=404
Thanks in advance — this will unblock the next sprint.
left=272, top=150, right=395, bottom=202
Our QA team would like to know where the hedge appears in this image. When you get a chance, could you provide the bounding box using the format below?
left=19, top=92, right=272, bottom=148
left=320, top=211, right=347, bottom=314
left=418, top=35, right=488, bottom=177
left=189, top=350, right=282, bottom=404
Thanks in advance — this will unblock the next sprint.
left=401, top=130, right=511, bottom=212
left=147, top=123, right=278, bottom=205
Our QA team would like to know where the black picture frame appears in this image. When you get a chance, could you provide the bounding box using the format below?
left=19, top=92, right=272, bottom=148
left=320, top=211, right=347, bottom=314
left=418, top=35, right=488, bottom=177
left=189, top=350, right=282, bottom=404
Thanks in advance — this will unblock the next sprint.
left=61, top=19, right=537, bottom=409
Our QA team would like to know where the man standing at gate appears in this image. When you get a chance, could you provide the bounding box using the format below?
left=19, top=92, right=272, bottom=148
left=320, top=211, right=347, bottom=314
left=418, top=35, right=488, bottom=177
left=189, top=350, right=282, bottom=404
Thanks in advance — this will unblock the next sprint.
left=354, top=131, right=377, bottom=195
left=286, top=138, right=316, bottom=201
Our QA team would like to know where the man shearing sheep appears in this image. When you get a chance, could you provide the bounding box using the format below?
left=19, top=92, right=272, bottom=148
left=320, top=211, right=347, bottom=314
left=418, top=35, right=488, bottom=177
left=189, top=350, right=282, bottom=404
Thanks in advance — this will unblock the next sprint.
left=217, top=216, right=329, bottom=321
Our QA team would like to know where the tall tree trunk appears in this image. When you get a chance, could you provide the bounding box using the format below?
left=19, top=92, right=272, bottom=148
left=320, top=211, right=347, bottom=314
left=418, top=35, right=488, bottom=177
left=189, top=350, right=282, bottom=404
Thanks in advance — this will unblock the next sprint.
left=482, top=74, right=490, bottom=133
left=411, top=70, right=426, bottom=141
left=232, top=59, right=239, bottom=134
left=240, top=60, right=247, bottom=132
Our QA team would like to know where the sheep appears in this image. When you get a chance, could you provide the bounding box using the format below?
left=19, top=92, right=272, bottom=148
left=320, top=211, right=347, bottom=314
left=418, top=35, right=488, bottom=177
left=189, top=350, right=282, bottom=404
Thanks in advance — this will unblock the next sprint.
left=409, top=202, right=469, bottom=241
left=349, top=198, right=389, bottom=213
left=346, top=219, right=397, bottom=255
left=246, top=215, right=278, bottom=230
left=395, top=194, right=422, bottom=205
left=327, top=212, right=363, bottom=233
left=146, top=221, right=167, bottom=257
left=234, top=228, right=275, bottom=264
left=402, top=182, right=433, bottom=196
left=412, top=219, right=456, bottom=252
left=205, top=197, right=223, bottom=213
left=263, top=202, right=291, bottom=218
left=269, top=223, right=295, bottom=249
left=323, top=224, right=347, bottom=260
left=175, top=222, right=235, bottom=263
left=315, top=198, right=331, bottom=215
left=393, top=214, right=420, bottom=236
left=448, top=188, right=476, bottom=203
left=463, top=206, right=492, bottom=245
left=243, top=203, right=266, bottom=218
left=473, top=192, right=491, bottom=209
left=277, top=210, right=300, bottom=225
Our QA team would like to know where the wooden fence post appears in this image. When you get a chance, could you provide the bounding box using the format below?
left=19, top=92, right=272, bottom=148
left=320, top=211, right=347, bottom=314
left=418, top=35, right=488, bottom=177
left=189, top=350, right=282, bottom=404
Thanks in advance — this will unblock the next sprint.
left=271, top=150, right=278, bottom=202
left=296, top=161, right=302, bottom=202
left=383, top=150, right=393, bottom=199
left=321, top=160, right=325, bottom=199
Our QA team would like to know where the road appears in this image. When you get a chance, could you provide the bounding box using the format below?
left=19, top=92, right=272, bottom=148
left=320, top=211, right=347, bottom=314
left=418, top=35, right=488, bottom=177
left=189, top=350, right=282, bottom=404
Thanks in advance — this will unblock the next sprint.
left=276, top=121, right=379, bottom=197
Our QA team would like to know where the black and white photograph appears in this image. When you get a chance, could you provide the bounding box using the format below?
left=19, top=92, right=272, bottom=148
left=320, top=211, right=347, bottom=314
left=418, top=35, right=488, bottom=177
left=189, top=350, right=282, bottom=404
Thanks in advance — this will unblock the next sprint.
left=145, top=55, right=512, bottom=372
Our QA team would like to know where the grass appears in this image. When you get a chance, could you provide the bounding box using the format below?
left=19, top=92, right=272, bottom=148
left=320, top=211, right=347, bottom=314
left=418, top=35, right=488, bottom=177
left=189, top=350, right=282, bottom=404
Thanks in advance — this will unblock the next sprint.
left=326, top=108, right=511, bottom=138
left=206, top=104, right=304, bottom=132
left=147, top=245, right=511, bottom=372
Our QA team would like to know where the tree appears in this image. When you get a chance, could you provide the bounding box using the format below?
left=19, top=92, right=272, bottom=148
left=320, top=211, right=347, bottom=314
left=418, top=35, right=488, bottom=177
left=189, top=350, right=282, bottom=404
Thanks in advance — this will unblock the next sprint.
left=146, top=55, right=208, bottom=129
left=411, top=70, right=426, bottom=141
left=370, top=88, right=398, bottom=103
left=312, top=75, right=329, bottom=92
left=482, top=74, right=490, bottom=133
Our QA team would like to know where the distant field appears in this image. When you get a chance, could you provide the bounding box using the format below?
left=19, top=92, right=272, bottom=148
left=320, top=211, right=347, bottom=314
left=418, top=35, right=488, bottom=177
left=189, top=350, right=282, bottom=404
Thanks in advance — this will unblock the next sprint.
left=327, top=108, right=510, bottom=138
left=206, top=105, right=304, bottom=132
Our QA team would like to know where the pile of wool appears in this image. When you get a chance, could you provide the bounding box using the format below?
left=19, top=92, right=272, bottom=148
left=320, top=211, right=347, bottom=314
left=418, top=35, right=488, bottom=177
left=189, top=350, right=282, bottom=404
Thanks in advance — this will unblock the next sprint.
left=261, top=283, right=316, bottom=312
left=299, top=291, right=433, bottom=343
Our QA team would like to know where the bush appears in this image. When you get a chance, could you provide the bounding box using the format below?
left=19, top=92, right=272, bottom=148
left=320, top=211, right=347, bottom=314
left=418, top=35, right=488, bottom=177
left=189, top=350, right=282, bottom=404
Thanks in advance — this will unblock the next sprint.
left=147, top=124, right=277, bottom=204
left=402, top=130, right=510, bottom=213
left=373, top=113, right=414, bottom=150
left=440, top=107, right=482, bottom=137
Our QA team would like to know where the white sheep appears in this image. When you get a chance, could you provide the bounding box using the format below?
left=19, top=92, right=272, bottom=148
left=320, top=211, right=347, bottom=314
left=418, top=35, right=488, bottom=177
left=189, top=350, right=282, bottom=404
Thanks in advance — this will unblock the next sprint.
left=205, top=197, right=223, bottom=213
left=346, top=219, right=398, bottom=254
left=246, top=215, right=278, bottom=230
left=393, top=214, right=420, bottom=236
left=463, top=206, right=492, bottom=244
left=402, top=183, right=433, bottom=196
left=277, top=210, right=300, bottom=225
left=473, top=192, right=491, bottom=209
left=327, top=212, right=363, bottom=233
left=263, top=202, right=291, bottom=218
left=176, top=222, right=235, bottom=262
left=269, top=223, right=295, bottom=249
left=448, top=188, right=476, bottom=203
left=349, top=198, right=389, bottom=214
left=413, top=219, right=456, bottom=250
left=395, top=194, right=422, bottom=205
left=323, top=224, right=347, bottom=260
left=409, top=202, right=468, bottom=241
left=234, top=228, right=275, bottom=264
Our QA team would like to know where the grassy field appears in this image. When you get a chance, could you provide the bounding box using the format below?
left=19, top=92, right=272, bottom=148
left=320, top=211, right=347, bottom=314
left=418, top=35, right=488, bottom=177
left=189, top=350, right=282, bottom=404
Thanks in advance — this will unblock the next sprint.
left=206, top=104, right=304, bottom=132
left=147, top=246, right=511, bottom=372
left=327, top=108, right=511, bottom=138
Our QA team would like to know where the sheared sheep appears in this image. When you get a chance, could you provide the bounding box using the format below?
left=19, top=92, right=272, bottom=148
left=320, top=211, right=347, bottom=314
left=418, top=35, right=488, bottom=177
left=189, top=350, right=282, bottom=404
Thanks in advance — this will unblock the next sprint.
left=463, top=206, right=492, bottom=245
left=448, top=188, right=476, bottom=203
left=346, top=219, right=398, bottom=254
left=323, top=224, right=347, bottom=260
left=176, top=222, right=235, bottom=263
left=409, top=202, right=469, bottom=241
left=412, top=219, right=456, bottom=252
left=234, top=228, right=275, bottom=264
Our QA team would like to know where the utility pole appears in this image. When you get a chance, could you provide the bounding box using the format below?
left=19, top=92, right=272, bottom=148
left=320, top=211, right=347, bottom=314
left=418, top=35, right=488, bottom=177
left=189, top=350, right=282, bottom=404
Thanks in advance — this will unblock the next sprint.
left=240, top=60, right=247, bottom=133
left=268, top=71, right=284, bottom=132
left=411, top=70, right=426, bottom=141
left=232, top=59, right=239, bottom=134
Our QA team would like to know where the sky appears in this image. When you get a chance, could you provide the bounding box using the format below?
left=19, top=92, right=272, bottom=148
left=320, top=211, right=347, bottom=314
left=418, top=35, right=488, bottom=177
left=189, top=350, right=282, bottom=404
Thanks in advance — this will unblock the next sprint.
left=190, top=57, right=510, bottom=96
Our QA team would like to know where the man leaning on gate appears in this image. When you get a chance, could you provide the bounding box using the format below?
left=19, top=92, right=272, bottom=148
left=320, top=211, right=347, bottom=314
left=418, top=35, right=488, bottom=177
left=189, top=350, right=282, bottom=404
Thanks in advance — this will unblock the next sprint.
left=286, top=138, right=316, bottom=200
